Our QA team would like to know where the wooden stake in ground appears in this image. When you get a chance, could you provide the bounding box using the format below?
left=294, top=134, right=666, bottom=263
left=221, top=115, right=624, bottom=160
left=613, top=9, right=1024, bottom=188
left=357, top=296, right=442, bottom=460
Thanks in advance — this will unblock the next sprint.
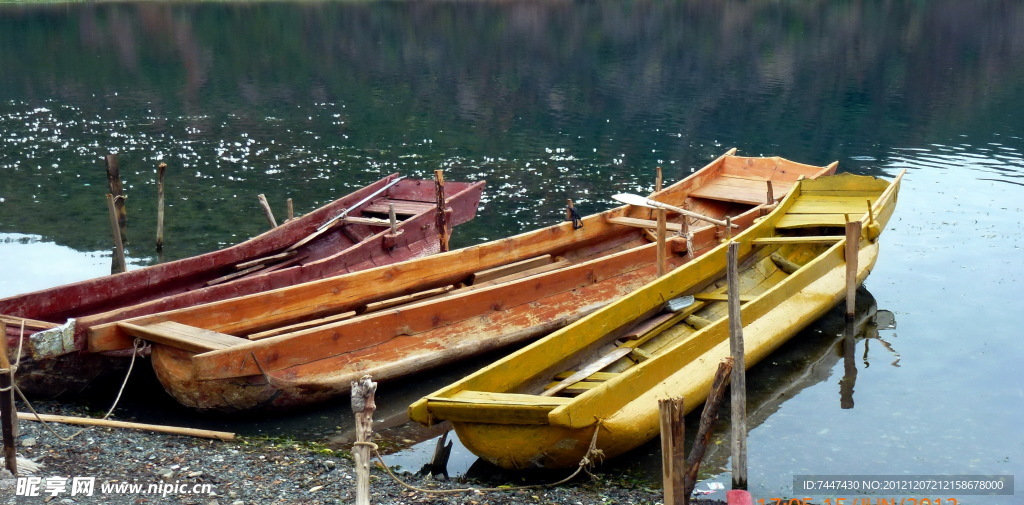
left=434, top=170, right=449, bottom=252
left=257, top=194, right=278, bottom=229
left=845, top=221, right=862, bottom=319
left=107, top=193, right=127, bottom=274
left=352, top=375, right=377, bottom=505
left=684, top=357, right=734, bottom=499
left=726, top=242, right=748, bottom=490
left=156, top=162, right=166, bottom=251
left=659, top=396, right=685, bottom=505
left=0, top=322, right=17, bottom=476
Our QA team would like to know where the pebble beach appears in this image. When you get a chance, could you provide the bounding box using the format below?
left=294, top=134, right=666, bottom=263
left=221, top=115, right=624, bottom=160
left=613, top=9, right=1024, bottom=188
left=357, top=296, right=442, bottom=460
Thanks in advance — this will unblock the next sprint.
left=1, top=400, right=729, bottom=505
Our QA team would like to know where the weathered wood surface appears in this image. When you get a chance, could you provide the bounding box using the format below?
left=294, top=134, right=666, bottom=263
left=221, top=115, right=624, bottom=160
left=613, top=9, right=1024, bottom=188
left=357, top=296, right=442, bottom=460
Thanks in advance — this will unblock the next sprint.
left=351, top=376, right=376, bottom=505
left=659, top=396, right=685, bottom=505
left=727, top=242, right=748, bottom=490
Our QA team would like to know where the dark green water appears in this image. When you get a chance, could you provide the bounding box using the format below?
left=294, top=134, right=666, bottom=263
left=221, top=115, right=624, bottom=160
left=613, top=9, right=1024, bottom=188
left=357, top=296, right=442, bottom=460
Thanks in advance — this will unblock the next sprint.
left=1, top=1, right=1022, bottom=502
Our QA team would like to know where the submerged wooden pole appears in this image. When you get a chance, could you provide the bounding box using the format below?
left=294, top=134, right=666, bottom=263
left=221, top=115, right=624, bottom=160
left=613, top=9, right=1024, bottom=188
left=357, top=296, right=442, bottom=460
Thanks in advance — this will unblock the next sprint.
left=434, top=170, right=449, bottom=252
left=352, top=375, right=377, bottom=505
left=659, top=396, right=685, bottom=505
left=156, top=162, right=166, bottom=252
left=257, top=194, right=278, bottom=228
left=1, top=322, right=17, bottom=476
left=107, top=193, right=127, bottom=274
left=16, top=413, right=234, bottom=441
left=845, top=221, right=862, bottom=319
left=726, top=242, right=748, bottom=490
left=656, top=207, right=668, bottom=277
left=105, top=154, right=127, bottom=239
left=684, top=357, right=734, bottom=498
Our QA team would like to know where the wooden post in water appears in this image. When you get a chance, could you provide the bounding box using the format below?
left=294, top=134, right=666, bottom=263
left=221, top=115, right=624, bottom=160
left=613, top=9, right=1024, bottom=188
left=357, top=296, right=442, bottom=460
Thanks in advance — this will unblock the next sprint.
left=156, top=162, right=166, bottom=252
left=684, top=357, right=734, bottom=498
left=0, top=322, right=17, bottom=476
left=655, top=166, right=663, bottom=192
left=656, top=207, right=668, bottom=277
left=107, top=193, right=127, bottom=274
left=287, top=198, right=294, bottom=222
left=659, top=396, right=685, bottom=505
left=105, top=154, right=127, bottom=240
left=257, top=194, right=278, bottom=228
left=352, top=375, right=377, bottom=505
left=726, top=242, right=748, bottom=490
left=434, top=170, right=449, bottom=252
left=845, top=221, right=862, bottom=319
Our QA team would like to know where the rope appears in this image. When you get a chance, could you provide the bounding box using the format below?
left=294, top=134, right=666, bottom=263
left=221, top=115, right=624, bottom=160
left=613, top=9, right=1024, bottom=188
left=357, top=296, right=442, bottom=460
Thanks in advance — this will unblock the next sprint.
left=13, top=338, right=143, bottom=442
left=370, top=422, right=603, bottom=495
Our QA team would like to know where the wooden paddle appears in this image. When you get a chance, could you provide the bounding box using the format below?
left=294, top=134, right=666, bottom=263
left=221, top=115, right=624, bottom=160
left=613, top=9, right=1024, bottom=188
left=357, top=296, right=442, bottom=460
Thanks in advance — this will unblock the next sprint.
left=612, top=193, right=737, bottom=228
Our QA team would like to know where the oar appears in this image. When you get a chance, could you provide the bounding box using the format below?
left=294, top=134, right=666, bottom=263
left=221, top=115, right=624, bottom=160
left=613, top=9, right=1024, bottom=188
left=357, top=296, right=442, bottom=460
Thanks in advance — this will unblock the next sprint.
left=612, top=193, right=737, bottom=228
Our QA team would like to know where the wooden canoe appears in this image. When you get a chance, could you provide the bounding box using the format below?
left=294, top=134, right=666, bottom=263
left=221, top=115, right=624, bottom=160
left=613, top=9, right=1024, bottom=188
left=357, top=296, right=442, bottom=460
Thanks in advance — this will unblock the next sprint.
left=0, top=175, right=483, bottom=377
left=93, top=149, right=836, bottom=411
left=408, top=171, right=904, bottom=469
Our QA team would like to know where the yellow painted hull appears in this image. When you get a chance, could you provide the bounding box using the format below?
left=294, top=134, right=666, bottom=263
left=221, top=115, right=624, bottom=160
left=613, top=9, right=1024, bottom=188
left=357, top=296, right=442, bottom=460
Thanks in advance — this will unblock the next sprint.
left=412, top=171, right=904, bottom=469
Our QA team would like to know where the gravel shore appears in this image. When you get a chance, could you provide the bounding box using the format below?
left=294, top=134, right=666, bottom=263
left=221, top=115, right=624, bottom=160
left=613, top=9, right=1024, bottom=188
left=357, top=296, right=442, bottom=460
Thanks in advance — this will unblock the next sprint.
left=2, top=400, right=727, bottom=505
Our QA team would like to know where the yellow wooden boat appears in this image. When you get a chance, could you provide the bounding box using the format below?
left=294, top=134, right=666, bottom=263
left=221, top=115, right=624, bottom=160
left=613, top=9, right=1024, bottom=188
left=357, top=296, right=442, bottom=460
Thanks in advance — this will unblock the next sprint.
left=408, top=171, right=904, bottom=469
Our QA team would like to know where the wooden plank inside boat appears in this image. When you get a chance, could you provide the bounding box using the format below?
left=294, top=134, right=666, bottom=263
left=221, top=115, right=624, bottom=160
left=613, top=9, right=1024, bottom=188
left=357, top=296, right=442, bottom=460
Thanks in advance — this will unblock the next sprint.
left=118, top=321, right=244, bottom=353
left=687, top=175, right=777, bottom=205
left=361, top=199, right=434, bottom=216
left=606, top=216, right=684, bottom=233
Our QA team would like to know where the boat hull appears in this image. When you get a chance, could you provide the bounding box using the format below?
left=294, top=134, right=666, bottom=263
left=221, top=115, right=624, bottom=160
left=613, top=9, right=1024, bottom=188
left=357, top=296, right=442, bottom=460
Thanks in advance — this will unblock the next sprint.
left=410, top=171, right=903, bottom=469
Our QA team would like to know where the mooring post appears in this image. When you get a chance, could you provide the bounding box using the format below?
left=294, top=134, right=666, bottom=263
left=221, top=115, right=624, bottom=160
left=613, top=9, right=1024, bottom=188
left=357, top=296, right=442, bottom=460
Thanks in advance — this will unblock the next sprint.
left=659, top=396, right=685, bottom=505
left=726, top=242, right=748, bottom=490
left=434, top=170, right=449, bottom=252
left=352, top=375, right=377, bottom=505
left=0, top=321, right=17, bottom=476
left=655, top=165, right=663, bottom=193
left=287, top=198, right=294, bottom=222
left=257, top=194, right=278, bottom=229
left=156, top=162, right=166, bottom=252
left=105, top=154, right=127, bottom=240
left=656, top=207, right=668, bottom=277
left=107, top=193, right=127, bottom=274
left=840, top=317, right=858, bottom=409
left=845, top=221, right=862, bottom=319
left=684, top=357, right=734, bottom=499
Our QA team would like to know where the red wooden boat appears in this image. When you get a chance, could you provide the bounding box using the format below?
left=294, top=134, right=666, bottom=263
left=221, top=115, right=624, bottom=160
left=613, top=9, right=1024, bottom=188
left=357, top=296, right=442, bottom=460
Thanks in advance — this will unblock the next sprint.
left=91, top=150, right=836, bottom=411
left=1, top=174, right=483, bottom=393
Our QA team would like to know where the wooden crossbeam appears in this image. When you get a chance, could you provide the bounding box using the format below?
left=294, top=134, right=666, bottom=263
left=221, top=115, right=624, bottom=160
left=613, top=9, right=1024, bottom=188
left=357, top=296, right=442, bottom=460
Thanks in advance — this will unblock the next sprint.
left=118, top=321, right=244, bottom=353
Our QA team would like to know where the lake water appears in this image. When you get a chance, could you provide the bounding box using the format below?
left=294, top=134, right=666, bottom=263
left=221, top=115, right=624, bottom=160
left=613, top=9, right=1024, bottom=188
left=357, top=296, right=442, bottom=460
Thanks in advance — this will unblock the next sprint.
left=1, top=2, right=1022, bottom=503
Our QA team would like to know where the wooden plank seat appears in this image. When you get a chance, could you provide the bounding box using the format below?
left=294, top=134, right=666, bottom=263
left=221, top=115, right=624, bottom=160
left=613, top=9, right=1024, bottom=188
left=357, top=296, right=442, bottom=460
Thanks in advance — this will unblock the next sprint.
left=606, top=216, right=684, bottom=233
left=752, top=236, right=843, bottom=245
left=687, top=174, right=783, bottom=205
left=118, top=320, right=245, bottom=353
left=362, top=199, right=435, bottom=216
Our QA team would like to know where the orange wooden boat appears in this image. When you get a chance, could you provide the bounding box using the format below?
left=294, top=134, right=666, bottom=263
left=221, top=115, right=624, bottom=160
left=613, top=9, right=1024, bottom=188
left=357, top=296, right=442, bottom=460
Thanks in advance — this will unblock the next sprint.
left=92, top=149, right=835, bottom=411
